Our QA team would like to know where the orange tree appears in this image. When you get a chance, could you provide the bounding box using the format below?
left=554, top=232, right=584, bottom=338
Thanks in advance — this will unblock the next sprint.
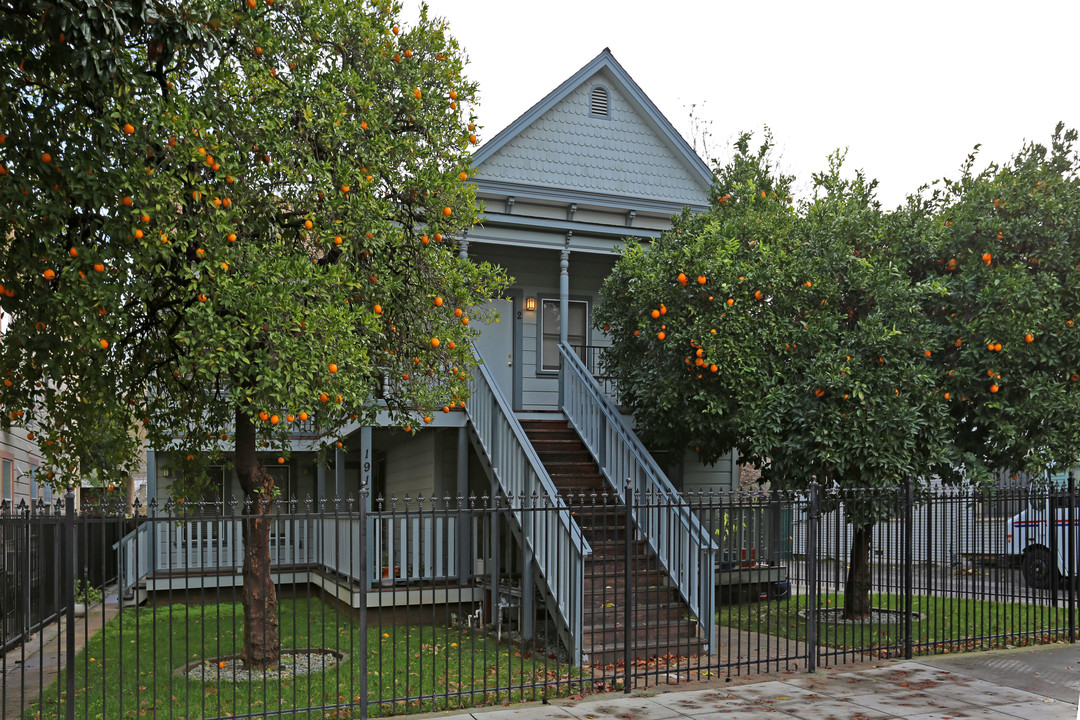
left=0, top=0, right=506, bottom=667
left=910, top=125, right=1080, bottom=492
left=598, top=134, right=959, bottom=618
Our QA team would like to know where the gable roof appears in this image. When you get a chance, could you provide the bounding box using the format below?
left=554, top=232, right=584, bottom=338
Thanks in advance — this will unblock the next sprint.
left=472, top=49, right=713, bottom=212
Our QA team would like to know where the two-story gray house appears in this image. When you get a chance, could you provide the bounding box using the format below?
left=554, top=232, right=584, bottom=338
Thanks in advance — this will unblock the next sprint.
left=130, top=49, right=738, bottom=665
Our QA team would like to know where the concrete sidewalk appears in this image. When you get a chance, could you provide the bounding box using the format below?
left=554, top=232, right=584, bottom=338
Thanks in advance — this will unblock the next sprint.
left=445, top=645, right=1080, bottom=720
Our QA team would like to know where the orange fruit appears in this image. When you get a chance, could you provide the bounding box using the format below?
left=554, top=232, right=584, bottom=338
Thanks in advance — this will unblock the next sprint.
left=443, top=206, right=452, bottom=217
left=454, top=308, right=463, bottom=317
left=43, top=269, right=55, bottom=280
left=373, top=304, right=382, bottom=314
left=134, top=229, right=143, bottom=239
left=413, top=88, right=422, bottom=99
left=697, top=276, right=706, bottom=285
left=726, top=298, right=734, bottom=306
left=754, top=290, right=763, bottom=300
left=433, top=297, right=443, bottom=306
left=333, top=235, right=342, bottom=245
left=329, top=363, right=338, bottom=373
left=259, top=411, right=270, bottom=421
left=657, top=332, right=666, bottom=340
left=447, top=341, right=456, bottom=350
left=41, top=152, right=51, bottom=163
left=421, top=235, right=429, bottom=244
left=990, top=384, right=999, bottom=393
left=299, top=411, right=309, bottom=421
left=122, top=196, right=133, bottom=206
left=220, top=262, right=229, bottom=271
left=434, top=233, right=443, bottom=242
left=228, top=233, right=237, bottom=242
left=461, top=316, right=468, bottom=325
left=69, top=247, right=79, bottom=258
left=924, top=350, right=932, bottom=357
left=814, top=388, right=825, bottom=397
left=319, top=392, right=330, bottom=403
left=677, top=272, right=687, bottom=285
left=982, top=253, right=992, bottom=264
left=304, top=219, right=313, bottom=230
left=651, top=309, right=660, bottom=319
left=277, top=456, right=285, bottom=464
left=459, top=172, right=468, bottom=181
left=1024, top=333, right=1034, bottom=343
left=99, top=339, right=109, bottom=349
left=431, top=337, right=440, bottom=348
left=270, top=414, right=280, bottom=425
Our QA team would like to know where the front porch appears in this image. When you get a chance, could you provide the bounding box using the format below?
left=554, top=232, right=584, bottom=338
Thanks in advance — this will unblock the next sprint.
left=118, top=510, right=488, bottom=611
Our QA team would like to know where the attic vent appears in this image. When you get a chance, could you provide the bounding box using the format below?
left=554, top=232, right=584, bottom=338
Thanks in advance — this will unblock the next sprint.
left=590, top=86, right=609, bottom=117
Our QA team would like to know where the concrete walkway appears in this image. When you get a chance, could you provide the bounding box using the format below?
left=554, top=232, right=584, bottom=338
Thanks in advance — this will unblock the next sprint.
left=443, top=645, right=1080, bottom=720
left=0, top=592, right=121, bottom=720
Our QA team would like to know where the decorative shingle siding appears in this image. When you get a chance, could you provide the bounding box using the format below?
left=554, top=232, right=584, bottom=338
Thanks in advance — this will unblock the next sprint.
left=474, top=75, right=708, bottom=207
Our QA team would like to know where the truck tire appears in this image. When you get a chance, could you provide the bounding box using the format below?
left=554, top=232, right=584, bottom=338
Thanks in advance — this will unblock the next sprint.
left=1022, top=546, right=1058, bottom=589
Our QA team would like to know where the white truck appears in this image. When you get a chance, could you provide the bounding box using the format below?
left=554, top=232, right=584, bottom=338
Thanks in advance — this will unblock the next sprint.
left=1007, top=470, right=1080, bottom=589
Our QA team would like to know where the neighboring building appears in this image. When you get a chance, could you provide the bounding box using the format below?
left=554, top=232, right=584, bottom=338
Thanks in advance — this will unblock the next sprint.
left=128, top=49, right=736, bottom=665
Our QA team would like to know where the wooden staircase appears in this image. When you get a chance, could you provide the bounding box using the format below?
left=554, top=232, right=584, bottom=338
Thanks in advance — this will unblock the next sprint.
left=520, top=418, right=707, bottom=665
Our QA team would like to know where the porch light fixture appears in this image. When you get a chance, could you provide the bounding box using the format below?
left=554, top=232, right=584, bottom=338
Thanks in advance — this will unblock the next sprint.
left=524, top=297, right=537, bottom=312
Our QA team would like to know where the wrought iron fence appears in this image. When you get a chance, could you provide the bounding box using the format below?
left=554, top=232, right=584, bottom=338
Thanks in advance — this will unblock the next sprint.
left=1, top=479, right=1078, bottom=719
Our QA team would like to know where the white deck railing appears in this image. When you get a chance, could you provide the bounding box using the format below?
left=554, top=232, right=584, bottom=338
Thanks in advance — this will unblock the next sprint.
left=117, top=513, right=458, bottom=592
left=559, top=344, right=718, bottom=654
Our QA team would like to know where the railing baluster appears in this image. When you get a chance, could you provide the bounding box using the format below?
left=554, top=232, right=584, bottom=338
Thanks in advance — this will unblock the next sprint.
left=558, top=343, right=717, bottom=652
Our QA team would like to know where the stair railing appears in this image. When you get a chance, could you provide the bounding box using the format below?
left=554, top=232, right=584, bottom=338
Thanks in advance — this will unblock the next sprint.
left=114, top=520, right=152, bottom=596
left=466, top=349, right=591, bottom=665
left=558, top=343, right=718, bottom=654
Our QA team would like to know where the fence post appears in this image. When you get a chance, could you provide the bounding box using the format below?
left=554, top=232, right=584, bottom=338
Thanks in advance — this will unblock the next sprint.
left=1069, top=472, right=1076, bottom=644
left=806, top=482, right=818, bottom=674
left=358, top=480, right=369, bottom=720
left=903, top=476, right=914, bottom=660
left=624, top=476, right=633, bottom=693
left=64, top=487, right=76, bottom=720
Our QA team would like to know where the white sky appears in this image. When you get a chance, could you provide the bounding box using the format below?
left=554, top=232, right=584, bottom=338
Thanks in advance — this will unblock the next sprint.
left=409, top=0, right=1080, bottom=208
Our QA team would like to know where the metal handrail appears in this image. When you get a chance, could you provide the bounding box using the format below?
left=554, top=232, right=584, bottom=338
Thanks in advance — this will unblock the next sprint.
left=558, top=343, right=717, bottom=653
left=466, top=349, right=591, bottom=665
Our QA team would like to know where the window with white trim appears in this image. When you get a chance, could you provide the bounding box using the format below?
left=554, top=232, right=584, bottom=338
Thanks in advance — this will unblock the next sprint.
left=540, top=299, right=588, bottom=372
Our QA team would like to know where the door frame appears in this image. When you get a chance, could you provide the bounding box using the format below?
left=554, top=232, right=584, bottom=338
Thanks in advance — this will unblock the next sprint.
left=509, top=289, right=523, bottom=411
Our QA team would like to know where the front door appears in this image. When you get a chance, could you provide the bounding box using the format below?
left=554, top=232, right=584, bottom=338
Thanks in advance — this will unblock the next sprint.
left=472, top=298, right=515, bottom=405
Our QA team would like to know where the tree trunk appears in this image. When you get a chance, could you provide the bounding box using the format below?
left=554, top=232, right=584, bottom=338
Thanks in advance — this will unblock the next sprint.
left=843, top=523, right=873, bottom=620
left=234, top=409, right=280, bottom=669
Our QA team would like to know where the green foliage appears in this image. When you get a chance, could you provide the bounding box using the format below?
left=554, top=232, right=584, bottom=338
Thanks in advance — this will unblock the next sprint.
left=0, top=0, right=507, bottom=493
left=916, top=124, right=1080, bottom=481
left=599, top=127, right=1080, bottom=521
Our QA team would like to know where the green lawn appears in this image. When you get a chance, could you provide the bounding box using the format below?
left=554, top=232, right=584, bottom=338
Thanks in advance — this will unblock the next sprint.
left=28, top=599, right=587, bottom=719
left=721, top=593, right=1073, bottom=655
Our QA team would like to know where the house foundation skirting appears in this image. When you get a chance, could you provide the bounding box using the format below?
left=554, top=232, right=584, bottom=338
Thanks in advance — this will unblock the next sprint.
left=142, top=569, right=483, bottom=609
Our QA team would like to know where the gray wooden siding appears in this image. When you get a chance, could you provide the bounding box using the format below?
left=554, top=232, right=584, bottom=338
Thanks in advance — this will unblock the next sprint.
left=473, top=70, right=708, bottom=207
left=680, top=448, right=738, bottom=494
left=386, top=432, right=436, bottom=498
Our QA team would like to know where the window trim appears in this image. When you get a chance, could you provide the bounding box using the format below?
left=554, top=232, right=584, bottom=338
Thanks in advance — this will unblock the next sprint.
left=536, top=296, right=590, bottom=375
